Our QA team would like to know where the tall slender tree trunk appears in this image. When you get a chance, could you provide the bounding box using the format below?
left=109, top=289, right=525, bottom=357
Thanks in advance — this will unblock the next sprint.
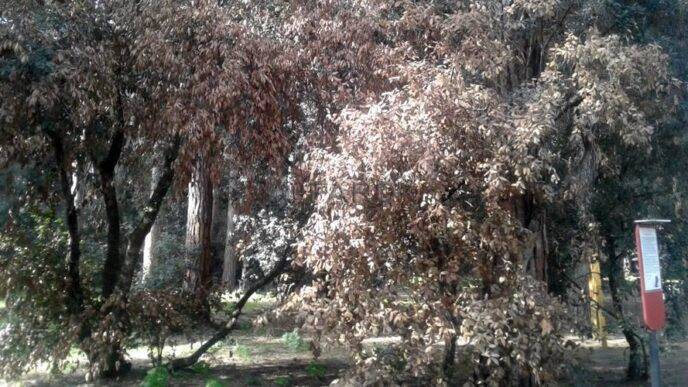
left=82, top=127, right=127, bottom=379
left=184, top=161, right=214, bottom=310
left=119, top=136, right=181, bottom=295
left=46, top=130, right=84, bottom=313
left=141, top=165, right=160, bottom=282
left=211, top=185, right=227, bottom=268
left=511, top=192, right=548, bottom=284
left=221, top=194, right=238, bottom=289
left=442, top=334, right=457, bottom=382
left=98, top=129, right=125, bottom=299
left=605, top=234, right=645, bottom=380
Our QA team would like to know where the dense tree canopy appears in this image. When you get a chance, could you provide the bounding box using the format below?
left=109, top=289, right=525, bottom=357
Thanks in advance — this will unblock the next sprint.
left=286, top=1, right=677, bottom=384
left=0, top=0, right=687, bottom=385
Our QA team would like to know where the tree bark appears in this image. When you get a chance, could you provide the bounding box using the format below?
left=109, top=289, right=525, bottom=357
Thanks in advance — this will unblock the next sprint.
left=221, top=193, right=238, bottom=289
left=211, top=186, right=226, bottom=252
left=512, top=193, right=548, bottom=283
left=141, top=165, right=161, bottom=283
left=211, top=184, right=227, bottom=281
left=605, top=234, right=645, bottom=380
left=81, top=128, right=127, bottom=379
left=184, top=160, right=214, bottom=309
left=46, top=130, right=84, bottom=313
left=119, top=136, right=181, bottom=295
left=442, top=334, right=457, bottom=382
left=98, top=129, right=126, bottom=299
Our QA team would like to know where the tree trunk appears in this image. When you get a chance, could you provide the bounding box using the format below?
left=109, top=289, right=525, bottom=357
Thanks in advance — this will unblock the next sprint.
left=211, top=185, right=227, bottom=270
left=46, top=130, right=84, bottom=313
left=120, top=137, right=180, bottom=295
left=81, top=128, right=128, bottom=379
left=442, top=334, right=457, bottom=382
left=100, top=174, right=121, bottom=298
left=98, top=129, right=126, bottom=299
left=221, top=194, right=238, bottom=289
left=86, top=137, right=180, bottom=380
left=184, top=160, right=214, bottom=309
left=605, top=234, right=645, bottom=380
left=511, top=193, right=548, bottom=283
left=141, top=165, right=161, bottom=283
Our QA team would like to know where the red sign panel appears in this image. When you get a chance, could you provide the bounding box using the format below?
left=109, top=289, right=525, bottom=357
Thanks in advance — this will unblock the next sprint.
left=634, top=225, right=666, bottom=331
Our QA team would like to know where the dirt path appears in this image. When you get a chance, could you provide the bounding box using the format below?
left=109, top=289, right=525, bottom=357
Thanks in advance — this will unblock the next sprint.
left=8, top=337, right=688, bottom=386
left=570, top=337, right=688, bottom=386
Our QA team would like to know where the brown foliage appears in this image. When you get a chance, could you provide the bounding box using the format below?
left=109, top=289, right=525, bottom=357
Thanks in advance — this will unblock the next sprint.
left=0, top=0, right=679, bottom=383
left=285, top=0, right=675, bottom=383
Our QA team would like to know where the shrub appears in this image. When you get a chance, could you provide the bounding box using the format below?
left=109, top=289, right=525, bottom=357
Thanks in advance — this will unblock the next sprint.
left=141, top=366, right=169, bottom=387
left=0, top=208, right=77, bottom=377
left=305, top=362, right=327, bottom=380
left=191, top=361, right=212, bottom=376
left=128, top=290, right=199, bottom=365
left=281, top=329, right=307, bottom=352
left=459, top=277, right=573, bottom=385
left=274, top=376, right=293, bottom=386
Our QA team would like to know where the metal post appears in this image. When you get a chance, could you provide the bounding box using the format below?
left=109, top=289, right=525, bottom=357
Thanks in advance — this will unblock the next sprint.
left=648, top=331, right=661, bottom=387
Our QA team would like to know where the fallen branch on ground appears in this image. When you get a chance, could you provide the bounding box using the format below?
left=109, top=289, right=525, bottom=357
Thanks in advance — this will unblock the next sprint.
left=166, top=257, right=290, bottom=371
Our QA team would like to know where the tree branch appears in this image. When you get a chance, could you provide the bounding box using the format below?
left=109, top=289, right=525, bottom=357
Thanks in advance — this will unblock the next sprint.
left=167, top=256, right=290, bottom=371
left=99, top=129, right=126, bottom=175
left=118, top=135, right=182, bottom=295
left=556, top=95, right=584, bottom=121
left=542, top=3, right=576, bottom=54
left=561, top=272, right=648, bottom=364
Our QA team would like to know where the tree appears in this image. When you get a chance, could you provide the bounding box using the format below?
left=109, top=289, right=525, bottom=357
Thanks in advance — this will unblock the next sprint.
left=0, top=0, right=682, bottom=384
left=0, top=0, right=300, bottom=379
left=288, top=0, right=674, bottom=384
left=546, top=0, right=688, bottom=379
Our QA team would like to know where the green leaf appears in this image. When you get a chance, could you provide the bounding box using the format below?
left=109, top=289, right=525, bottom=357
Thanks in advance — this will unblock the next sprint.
left=205, top=377, right=225, bottom=387
left=141, top=366, right=169, bottom=387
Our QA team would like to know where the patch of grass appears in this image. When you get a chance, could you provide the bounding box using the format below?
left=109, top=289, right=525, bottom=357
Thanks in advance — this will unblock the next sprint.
left=274, top=376, right=293, bottom=386
left=233, top=344, right=252, bottom=361
left=190, top=361, right=211, bottom=376
left=206, top=342, right=223, bottom=355
left=306, top=362, right=327, bottom=380
left=204, top=377, right=225, bottom=387
left=237, top=320, right=253, bottom=331
left=242, top=300, right=262, bottom=314
left=281, top=329, right=308, bottom=352
left=246, top=376, right=262, bottom=386
left=141, top=366, right=169, bottom=387
left=220, top=292, right=277, bottom=316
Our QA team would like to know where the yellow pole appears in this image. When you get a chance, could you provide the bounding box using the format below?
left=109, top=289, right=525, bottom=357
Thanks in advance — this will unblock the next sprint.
left=588, top=259, right=608, bottom=348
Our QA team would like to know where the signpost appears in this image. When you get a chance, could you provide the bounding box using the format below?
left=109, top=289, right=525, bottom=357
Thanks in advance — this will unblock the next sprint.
left=633, top=219, right=670, bottom=387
